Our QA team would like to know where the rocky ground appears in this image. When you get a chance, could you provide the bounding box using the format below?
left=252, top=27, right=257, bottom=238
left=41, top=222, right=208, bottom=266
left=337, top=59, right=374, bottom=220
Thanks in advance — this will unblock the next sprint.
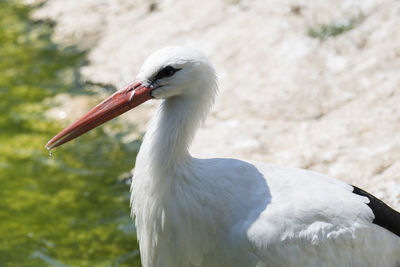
left=34, top=0, right=400, bottom=208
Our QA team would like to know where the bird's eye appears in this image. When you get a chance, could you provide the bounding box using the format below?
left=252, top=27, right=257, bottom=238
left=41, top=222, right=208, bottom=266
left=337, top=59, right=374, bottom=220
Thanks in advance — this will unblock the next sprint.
left=155, top=66, right=181, bottom=80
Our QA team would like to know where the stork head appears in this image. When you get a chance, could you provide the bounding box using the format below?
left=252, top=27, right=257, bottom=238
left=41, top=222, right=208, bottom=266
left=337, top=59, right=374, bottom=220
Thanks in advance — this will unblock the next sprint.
left=138, top=46, right=216, bottom=99
left=45, top=46, right=216, bottom=150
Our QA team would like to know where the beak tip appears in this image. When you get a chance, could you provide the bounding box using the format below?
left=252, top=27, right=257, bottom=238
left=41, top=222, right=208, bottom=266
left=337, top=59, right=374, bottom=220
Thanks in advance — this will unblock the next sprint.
left=45, top=141, right=53, bottom=150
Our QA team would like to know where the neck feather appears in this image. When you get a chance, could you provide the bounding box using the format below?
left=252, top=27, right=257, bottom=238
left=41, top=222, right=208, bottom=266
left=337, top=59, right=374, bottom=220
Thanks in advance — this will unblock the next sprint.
left=139, top=93, right=211, bottom=173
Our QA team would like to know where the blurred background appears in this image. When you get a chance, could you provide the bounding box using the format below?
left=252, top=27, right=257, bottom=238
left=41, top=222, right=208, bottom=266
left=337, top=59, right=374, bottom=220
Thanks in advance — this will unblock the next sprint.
left=1, top=0, right=400, bottom=266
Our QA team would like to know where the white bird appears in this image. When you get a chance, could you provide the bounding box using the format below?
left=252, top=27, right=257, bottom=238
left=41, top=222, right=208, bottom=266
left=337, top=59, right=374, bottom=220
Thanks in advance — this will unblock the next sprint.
left=46, top=46, right=400, bottom=267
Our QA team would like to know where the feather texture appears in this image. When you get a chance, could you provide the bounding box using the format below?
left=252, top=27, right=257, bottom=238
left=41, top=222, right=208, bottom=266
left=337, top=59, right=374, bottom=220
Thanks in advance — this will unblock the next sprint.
left=352, top=185, right=400, bottom=237
left=130, top=47, right=400, bottom=267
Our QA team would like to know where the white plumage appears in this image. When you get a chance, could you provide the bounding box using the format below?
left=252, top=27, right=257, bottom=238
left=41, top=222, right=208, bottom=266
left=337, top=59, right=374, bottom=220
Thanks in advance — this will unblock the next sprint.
left=130, top=47, right=400, bottom=267
left=46, top=46, right=400, bottom=267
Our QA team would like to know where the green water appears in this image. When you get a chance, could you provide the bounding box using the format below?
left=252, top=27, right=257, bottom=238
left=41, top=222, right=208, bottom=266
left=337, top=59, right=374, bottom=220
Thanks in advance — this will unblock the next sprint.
left=0, top=1, right=141, bottom=266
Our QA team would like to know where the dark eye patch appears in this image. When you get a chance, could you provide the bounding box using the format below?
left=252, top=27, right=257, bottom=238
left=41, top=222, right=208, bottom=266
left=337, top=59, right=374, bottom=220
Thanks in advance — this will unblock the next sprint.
left=154, top=65, right=181, bottom=81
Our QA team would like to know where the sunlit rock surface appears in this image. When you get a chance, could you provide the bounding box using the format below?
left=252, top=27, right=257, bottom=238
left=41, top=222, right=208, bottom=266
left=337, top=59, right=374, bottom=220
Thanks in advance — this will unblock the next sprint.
left=34, top=0, right=400, bottom=208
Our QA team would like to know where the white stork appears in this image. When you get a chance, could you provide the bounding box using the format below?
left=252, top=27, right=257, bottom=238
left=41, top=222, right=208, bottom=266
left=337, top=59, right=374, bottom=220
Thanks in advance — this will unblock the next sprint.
left=46, top=46, right=400, bottom=267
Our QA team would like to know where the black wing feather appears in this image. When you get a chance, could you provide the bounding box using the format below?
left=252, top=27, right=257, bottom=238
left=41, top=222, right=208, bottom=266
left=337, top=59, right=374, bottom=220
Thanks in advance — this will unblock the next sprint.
left=352, top=185, right=400, bottom=237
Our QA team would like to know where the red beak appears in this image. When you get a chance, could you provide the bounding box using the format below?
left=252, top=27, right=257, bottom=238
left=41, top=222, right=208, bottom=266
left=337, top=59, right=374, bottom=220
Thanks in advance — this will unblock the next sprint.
left=45, top=81, right=152, bottom=150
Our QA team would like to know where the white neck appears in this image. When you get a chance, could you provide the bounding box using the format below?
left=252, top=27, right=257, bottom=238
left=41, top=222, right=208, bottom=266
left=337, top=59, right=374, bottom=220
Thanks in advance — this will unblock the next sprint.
left=132, top=91, right=218, bottom=267
left=137, top=92, right=212, bottom=176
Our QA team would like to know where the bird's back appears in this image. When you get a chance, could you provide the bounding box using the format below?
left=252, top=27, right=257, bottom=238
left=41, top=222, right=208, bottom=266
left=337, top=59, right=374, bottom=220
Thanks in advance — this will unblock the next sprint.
left=240, top=162, right=400, bottom=267
left=133, top=155, right=400, bottom=267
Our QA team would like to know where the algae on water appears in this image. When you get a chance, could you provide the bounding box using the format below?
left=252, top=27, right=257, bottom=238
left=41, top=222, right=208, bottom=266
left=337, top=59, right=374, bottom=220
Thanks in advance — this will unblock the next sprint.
left=0, top=1, right=141, bottom=266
